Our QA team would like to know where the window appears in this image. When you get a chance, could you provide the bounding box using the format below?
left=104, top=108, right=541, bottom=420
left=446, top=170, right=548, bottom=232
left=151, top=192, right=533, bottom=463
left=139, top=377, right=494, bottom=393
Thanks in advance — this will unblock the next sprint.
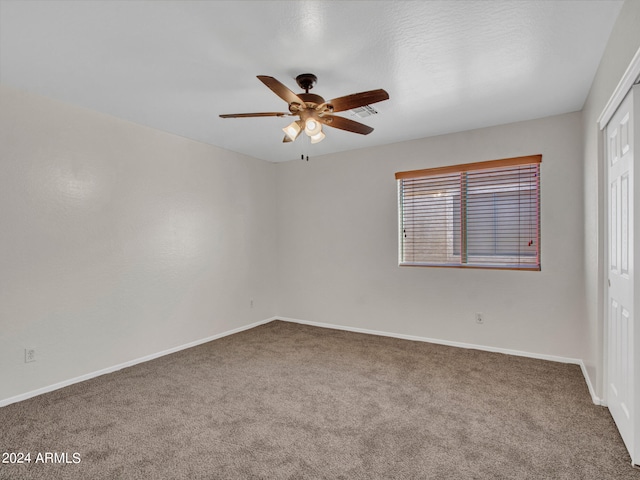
left=396, top=155, right=541, bottom=270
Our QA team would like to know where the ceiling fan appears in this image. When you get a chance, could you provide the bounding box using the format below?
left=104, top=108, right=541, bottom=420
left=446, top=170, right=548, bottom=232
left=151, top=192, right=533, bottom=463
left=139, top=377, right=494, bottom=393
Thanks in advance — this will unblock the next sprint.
left=220, top=74, right=389, bottom=144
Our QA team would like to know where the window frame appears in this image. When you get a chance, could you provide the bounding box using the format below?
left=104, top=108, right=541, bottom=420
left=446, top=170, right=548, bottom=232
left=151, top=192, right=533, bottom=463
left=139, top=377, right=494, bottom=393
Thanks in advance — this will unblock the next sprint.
left=395, top=155, right=542, bottom=271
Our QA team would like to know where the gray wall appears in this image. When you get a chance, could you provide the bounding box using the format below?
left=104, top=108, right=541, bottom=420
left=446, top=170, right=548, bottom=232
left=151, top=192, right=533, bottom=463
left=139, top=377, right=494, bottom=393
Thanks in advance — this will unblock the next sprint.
left=0, top=85, right=278, bottom=401
left=276, top=112, right=587, bottom=361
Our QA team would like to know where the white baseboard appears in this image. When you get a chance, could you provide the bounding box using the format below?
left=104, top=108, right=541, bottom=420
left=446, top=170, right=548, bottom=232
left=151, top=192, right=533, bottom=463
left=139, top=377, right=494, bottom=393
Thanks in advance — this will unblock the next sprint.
left=276, top=316, right=605, bottom=405
left=578, top=361, right=604, bottom=406
left=0, top=317, right=277, bottom=408
left=2, top=315, right=604, bottom=408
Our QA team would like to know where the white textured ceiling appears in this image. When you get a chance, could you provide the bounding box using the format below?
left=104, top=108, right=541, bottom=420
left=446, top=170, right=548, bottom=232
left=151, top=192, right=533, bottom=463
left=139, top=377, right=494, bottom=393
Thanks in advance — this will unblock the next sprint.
left=0, top=0, right=623, bottom=162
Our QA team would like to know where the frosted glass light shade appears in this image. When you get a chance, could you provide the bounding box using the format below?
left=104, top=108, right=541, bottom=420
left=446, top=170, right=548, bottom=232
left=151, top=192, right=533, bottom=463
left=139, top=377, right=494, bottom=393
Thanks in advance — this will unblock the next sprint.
left=304, top=118, right=322, bottom=136
left=310, top=130, right=325, bottom=144
left=283, top=121, right=302, bottom=141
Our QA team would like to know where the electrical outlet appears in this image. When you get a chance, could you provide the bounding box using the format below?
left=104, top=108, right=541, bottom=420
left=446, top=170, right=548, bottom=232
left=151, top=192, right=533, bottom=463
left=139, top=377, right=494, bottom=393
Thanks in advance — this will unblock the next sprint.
left=25, top=347, right=36, bottom=363
left=475, top=313, right=484, bottom=325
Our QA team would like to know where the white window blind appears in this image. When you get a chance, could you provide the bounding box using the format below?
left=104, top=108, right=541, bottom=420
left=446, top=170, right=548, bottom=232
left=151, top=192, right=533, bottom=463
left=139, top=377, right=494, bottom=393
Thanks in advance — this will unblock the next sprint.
left=396, top=155, right=541, bottom=270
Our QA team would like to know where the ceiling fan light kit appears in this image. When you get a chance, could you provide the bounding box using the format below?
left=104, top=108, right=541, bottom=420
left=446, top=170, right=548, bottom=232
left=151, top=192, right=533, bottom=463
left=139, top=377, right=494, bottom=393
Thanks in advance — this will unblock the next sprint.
left=220, top=73, right=389, bottom=145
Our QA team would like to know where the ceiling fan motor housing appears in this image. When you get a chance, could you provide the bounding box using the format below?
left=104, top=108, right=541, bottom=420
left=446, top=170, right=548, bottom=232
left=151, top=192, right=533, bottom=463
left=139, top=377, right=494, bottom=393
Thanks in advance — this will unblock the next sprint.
left=289, top=93, right=327, bottom=114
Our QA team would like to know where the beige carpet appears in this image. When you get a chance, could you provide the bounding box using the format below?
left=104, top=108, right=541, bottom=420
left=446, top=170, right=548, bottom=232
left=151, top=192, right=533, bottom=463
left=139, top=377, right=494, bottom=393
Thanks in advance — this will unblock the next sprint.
left=0, top=320, right=637, bottom=479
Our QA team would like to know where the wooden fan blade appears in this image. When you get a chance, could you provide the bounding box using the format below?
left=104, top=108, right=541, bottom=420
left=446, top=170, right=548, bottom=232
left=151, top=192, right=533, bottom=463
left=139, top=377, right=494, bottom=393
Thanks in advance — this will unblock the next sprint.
left=321, top=89, right=389, bottom=113
left=257, top=76, right=306, bottom=108
left=283, top=135, right=293, bottom=143
left=319, top=115, right=374, bottom=135
left=219, top=112, right=289, bottom=118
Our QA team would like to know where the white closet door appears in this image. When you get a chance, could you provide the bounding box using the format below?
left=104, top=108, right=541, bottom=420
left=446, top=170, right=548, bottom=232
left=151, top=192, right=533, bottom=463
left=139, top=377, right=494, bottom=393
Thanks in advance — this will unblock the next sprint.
left=606, top=84, right=638, bottom=465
